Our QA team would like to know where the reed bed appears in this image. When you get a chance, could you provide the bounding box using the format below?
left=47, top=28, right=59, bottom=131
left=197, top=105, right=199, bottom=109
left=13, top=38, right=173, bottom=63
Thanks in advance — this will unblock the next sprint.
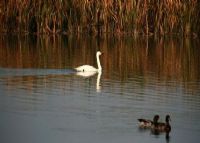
left=0, top=0, right=199, bottom=36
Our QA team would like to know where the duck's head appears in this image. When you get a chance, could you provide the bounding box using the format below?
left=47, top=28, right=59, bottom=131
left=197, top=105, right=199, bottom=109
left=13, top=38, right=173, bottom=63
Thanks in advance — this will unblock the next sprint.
left=153, top=115, right=159, bottom=123
left=166, top=115, right=171, bottom=123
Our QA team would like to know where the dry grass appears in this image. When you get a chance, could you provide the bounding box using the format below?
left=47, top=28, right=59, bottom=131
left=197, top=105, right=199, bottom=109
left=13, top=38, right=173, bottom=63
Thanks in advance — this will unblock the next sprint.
left=0, top=0, right=199, bottom=36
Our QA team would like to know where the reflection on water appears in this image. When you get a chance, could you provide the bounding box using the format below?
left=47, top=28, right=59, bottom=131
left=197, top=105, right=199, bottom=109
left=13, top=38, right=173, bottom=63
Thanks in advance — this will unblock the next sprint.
left=0, top=35, right=200, bottom=143
left=75, top=71, right=102, bottom=92
left=96, top=72, right=102, bottom=93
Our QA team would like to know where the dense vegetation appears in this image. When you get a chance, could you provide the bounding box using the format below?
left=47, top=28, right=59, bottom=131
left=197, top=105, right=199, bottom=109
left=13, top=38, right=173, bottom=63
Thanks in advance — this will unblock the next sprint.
left=0, top=0, right=200, bottom=36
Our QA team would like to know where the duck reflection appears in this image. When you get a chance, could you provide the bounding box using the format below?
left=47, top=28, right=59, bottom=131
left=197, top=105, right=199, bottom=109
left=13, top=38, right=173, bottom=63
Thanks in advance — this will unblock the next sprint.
left=151, top=130, right=171, bottom=143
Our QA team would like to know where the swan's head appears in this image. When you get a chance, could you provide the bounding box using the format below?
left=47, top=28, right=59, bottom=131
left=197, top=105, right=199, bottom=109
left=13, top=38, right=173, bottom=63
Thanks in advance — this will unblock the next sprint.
left=97, top=51, right=102, bottom=56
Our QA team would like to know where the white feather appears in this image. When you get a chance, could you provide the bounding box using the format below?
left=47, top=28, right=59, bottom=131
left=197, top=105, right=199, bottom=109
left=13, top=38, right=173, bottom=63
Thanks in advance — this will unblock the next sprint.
left=75, top=65, right=98, bottom=72
left=75, top=51, right=102, bottom=72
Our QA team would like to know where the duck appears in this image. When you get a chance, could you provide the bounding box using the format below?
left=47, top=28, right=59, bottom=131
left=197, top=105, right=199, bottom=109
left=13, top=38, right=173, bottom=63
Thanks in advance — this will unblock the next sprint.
left=138, top=115, right=159, bottom=128
left=75, top=51, right=102, bottom=72
left=151, top=115, right=171, bottom=133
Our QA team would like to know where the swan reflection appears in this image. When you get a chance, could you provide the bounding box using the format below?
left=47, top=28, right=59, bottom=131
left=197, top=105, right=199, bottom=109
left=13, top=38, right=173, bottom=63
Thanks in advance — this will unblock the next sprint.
left=75, top=71, right=102, bottom=93
left=96, top=72, right=102, bottom=92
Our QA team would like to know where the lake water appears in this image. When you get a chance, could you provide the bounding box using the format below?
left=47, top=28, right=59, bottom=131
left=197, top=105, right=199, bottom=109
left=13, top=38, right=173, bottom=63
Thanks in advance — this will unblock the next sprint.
left=0, top=35, right=200, bottom=143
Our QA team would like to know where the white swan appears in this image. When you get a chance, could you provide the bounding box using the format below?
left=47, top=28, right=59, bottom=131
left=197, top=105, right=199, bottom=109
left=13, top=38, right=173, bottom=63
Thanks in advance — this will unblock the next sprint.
left=76, top=71, right=97, bottom=77
left=75, top=51, right=102, bottom=72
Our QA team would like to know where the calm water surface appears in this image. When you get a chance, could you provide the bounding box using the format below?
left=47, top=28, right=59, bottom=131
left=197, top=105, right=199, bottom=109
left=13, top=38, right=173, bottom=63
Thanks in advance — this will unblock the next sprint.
left=0, top=35, right=200, bottom=143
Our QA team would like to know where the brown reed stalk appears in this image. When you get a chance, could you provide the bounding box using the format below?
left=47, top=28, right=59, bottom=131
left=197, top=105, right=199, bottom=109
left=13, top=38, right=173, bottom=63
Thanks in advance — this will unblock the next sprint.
left=0, top=0, right=199, bottom=36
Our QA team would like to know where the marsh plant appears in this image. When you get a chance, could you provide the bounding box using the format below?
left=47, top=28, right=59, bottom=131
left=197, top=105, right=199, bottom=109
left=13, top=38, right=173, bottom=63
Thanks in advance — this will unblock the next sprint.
left=0, top=0, right=199, bottom=36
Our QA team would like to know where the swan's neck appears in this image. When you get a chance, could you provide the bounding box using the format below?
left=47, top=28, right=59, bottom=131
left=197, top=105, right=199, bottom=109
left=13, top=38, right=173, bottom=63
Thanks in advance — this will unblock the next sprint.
left=96, top=54, right=102, bottom=71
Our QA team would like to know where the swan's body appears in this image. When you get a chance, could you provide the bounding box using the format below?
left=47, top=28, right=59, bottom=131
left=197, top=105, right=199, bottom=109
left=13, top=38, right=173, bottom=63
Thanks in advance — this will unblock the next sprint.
left=75, top=51, right=102, bottom=72
left=75, top=65, right=98, bottom=72
left=76, top=71, right=97, bottom=77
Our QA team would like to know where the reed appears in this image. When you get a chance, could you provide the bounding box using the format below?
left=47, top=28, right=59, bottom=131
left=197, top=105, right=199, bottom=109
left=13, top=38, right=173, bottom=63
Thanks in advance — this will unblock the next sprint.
left=0, top=0, right=199, bottom=36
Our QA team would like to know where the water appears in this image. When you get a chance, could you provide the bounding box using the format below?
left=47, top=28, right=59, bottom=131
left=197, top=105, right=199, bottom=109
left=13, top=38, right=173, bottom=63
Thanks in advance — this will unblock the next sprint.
left=0, top=35, right=200, bottom=143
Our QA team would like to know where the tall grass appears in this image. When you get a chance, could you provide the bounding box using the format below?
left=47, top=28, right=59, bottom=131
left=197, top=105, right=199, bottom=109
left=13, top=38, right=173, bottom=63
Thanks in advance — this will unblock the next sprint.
left=0, top=0, right=199, bottom=36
